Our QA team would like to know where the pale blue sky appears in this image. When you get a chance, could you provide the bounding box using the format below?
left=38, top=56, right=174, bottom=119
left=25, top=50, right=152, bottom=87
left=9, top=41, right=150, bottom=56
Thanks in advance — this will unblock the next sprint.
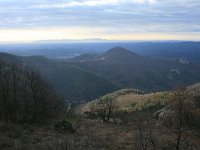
left=0, top=0, right=200, bottom=42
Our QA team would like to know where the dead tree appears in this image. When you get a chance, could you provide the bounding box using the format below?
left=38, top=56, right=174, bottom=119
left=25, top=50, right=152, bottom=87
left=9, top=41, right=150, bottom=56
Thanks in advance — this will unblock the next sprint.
left=164, top=86, right=196, bottom=150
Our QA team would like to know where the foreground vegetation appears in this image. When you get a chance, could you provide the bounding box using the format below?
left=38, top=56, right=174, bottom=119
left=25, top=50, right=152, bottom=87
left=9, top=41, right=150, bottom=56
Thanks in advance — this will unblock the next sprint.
left=0, top=87, right=200, bottom=150
left=82, top=87, right=200, bottom=150
left=0, top=56, right=199, bottom=150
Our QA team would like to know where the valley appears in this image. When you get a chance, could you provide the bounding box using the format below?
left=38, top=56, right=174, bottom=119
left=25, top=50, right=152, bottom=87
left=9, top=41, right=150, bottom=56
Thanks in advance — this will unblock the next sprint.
left=1, top=0, right=200, bottom=149
left=0, top=42, right=200, bottom=150
left=1, top=44, right=200, bottom=103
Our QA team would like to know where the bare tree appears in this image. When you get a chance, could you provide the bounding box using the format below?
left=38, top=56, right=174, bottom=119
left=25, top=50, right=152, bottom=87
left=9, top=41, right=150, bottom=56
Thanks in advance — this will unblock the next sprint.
left=90, top=94, right=118, bottom=122
left=134, top=113, right=158, bottom=150
left=0, top=60, right=66, bottom=123
left=164, top=86, right=196, bottom=150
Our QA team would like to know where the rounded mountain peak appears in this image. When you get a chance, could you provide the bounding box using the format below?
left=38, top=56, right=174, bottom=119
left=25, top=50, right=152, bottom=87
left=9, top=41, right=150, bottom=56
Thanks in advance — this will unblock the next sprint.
left=106, top=47, right=133, bottom=54
left=103, top=47, right=141, bottom=62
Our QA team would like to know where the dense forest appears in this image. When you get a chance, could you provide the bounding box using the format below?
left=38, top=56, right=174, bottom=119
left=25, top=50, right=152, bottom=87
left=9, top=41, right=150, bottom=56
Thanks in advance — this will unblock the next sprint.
left=0, top=58, right=66, bottom=123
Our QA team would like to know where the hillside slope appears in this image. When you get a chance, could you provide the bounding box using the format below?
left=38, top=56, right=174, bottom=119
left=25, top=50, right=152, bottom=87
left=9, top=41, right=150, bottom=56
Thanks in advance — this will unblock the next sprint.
left=71, top=47, right=200, bottom=92
left=80, top=88, right=170, bottom=114
left=81, top=81, right=200, bottom=115
left=188, top=82, right=200, bottom=95
left=0, top=53, right=117, bottom=103
left=134, top=42, right=200, bottom=63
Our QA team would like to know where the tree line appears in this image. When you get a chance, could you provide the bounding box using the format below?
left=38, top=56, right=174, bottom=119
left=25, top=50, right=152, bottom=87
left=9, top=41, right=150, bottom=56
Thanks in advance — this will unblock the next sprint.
left=0, top=59, right=66, bottom=123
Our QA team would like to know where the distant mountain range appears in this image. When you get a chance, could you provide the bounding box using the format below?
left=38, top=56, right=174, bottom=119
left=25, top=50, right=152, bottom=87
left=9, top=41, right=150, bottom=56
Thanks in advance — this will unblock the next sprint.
left=0, top=45, right=200, bottom=103
left=0, top=41, right=200, bottom=62
left=70, top=47, right=200, bottom=92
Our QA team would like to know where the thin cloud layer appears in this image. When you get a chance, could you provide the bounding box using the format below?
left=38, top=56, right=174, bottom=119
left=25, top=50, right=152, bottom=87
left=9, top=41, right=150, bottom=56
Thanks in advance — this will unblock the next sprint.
left=0, top=0, right=199, bottom=41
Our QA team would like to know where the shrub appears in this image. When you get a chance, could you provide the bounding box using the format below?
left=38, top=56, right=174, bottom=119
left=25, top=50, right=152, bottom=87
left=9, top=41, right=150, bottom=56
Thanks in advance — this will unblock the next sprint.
left=54, top=120, right=75, bottom=133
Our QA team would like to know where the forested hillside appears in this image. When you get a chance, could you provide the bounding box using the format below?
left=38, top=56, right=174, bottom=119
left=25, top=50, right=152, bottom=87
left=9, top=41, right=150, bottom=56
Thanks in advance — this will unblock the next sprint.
left=0, top=54, right=65, bottom=123
left=71, top=47, right=200, bottom=92
left=0, top=53, right=117, bottom=103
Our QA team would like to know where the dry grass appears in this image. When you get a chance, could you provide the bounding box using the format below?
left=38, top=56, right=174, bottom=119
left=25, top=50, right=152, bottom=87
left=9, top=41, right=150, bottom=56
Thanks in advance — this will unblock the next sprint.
left=80, top=91, right=171, bottom=113
left=0, top=120, right=138, bottom=150
left=116, top=92, right=170, bottom=111
left=0, top=115, right=199, bottom=150
left=188, top=82, right=200, bottom=95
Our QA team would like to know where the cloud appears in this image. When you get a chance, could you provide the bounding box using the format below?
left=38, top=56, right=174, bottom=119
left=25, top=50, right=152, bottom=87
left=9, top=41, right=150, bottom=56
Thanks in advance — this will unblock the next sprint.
left=0, top=0, right=200, bottom=41
left=32, top=0, right=157, bottom=9
left=32, top=0, right=121, bottom=9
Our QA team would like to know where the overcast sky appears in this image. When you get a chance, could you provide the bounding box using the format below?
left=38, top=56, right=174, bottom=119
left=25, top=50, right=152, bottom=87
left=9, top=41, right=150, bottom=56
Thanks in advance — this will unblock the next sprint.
left=0, top=0, right=200, bottom=42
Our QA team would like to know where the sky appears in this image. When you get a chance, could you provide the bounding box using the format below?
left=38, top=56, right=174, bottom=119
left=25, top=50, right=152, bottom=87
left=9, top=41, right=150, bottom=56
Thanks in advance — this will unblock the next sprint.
left=0, top=0, right=200, bottom=42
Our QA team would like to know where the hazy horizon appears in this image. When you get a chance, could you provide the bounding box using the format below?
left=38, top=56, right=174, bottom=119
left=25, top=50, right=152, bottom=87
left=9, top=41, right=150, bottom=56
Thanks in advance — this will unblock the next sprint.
left=0, top=0, right=200, bottom=42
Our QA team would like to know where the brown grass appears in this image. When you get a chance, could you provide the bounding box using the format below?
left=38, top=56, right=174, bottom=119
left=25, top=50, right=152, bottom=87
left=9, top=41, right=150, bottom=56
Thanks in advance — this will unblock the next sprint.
left=80, top=91, right=171, bottom=113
